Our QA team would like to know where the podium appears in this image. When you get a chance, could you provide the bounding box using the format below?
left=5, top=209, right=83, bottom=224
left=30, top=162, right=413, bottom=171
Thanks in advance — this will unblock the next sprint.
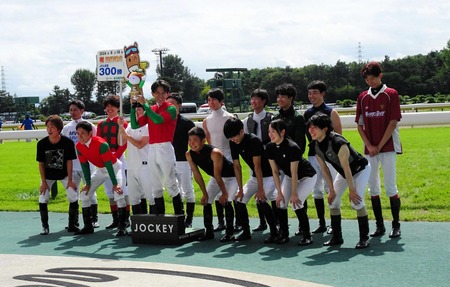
left=130, top=214, right=205, bottom=245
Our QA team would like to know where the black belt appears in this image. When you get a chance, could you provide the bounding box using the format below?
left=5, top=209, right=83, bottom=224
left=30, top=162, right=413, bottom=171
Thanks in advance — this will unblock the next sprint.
left=142, top=161, right=148, bottom=165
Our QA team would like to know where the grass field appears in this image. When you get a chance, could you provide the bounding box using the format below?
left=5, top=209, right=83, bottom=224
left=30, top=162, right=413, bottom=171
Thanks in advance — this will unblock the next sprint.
left=0, top=126, right=449, bottom=222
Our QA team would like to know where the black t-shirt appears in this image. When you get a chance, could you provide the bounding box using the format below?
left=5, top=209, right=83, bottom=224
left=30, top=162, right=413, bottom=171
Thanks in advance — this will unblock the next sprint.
left=304, top=102, right=333, bottom=156
left=230, top=133, right=272, bottom=178
left=266, top=138, right=316, bottom=179
left=172, top=115, right=195, bottom=161
left=36, top=135, right=77, bottom=180
left=189, top=144, right=235, bottom=177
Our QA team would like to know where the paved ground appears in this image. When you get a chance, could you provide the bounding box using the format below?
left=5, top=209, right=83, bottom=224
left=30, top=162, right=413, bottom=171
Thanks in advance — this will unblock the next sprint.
left=0, top=211, right=449, bottom=287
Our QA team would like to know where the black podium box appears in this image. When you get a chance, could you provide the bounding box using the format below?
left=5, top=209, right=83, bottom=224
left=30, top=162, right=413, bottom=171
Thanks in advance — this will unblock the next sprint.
left=130, top=214, right=205, bottom=245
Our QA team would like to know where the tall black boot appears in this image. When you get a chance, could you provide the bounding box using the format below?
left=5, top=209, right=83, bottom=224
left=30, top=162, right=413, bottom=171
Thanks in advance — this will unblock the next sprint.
left=105, top=208, right=119, bottom=229
left=323, top=214, right=343, bottom=246
left=132, top=204, right=142, bottom=215
left=115, top=207, right=128, bottom=237
left=67, top=202, right=80, bottom=232
left=154, top=197, right=166, bottom=215
left=253, top=202, right=267, bottom=231
left=198, top=204, right=214, bottom=241
left=271, top=200, right=279, bottom=228
left=389, top=196, right=401, bottom=238
left=140, top=199, right=148, bottom=214
left=356, top=215, right=370, bottom=249
left=261, top=201, right=279, bottom=243
left=75, top=207, right=94, bottom=235
left=295, top=207, right=313, bottom=246
left=149, top=204, right=156, bottom=215
left=39, top=203, right=49, bottom=235
left=185, top=202, right=195, bottom=228
left=295, top=199, right=307, bottom=236
left=233, top=200, right=242, bottom=232
left=90, top=204, right=99, bottom=228
left=235, top=202, right=251, bottom=241
left=312, top=198, right=327, bottom=233
left=213, top=200, right=225, bottom=232
left=220, top=202, right=235, bottom=242
left=370, top=196, right=385, bottom=237
left=276, top=208, right=289, bottom=244
left=172, top=194, right=185, bottom=215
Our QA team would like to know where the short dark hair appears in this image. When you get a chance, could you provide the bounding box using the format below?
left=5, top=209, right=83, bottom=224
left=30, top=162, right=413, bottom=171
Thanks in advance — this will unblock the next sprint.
left=223, top=117, right=243, bottom=139
left=69, top=100, right=85, bottom=110
left=269, top=119, right=287, bottom=137
left=251, top=88, right=269, bottom=106
left=307, top=80, right=327, bottom=93
left=275, top=83, right=297, bottom=99
left=167, top=93, right=183, bottom=105
left=76, top=121, right=93, bottom=133
left=207, top=88, right=224, bottom=102
left=188, top=126, right=206, bottom=140
left=103, top=95, right=120, bottom=109
left=151, top=79, right=171, bottom=93
left=306, top=113, right=334, bottom=135
left=45, top=115, right=64, bottom=132
left=361, top=61, right=382, bottom=78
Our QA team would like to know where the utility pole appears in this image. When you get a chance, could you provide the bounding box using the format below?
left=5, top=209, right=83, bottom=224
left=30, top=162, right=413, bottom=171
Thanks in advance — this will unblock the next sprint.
left=151, top=47, right=170, bottom=76
left=358, top=42, right=363, bottom=64
left=1, top=66, right=6, bottom=91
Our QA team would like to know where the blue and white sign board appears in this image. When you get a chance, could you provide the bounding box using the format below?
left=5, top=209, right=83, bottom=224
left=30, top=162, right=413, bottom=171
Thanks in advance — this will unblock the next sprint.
left=96, top=49, right=126, bottom=81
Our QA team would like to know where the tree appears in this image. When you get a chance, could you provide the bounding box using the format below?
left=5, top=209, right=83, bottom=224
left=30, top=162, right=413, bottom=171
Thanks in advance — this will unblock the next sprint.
left=71, top=69, right=96, bottom=110
left=39, top=86, right=73, bottom=116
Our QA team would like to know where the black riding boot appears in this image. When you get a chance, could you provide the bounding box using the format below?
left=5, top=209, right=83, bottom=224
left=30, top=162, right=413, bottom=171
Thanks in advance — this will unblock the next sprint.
left=235, top=202, right=251, bottom=241
left=356, top=215, right=370, bottom=249
left=389, top=196, right=401, bottom=238
left=312, top=198, right=327, bottom=233
left=370, top=196, right=385, bottom=237
left=323, top=214, right=343, bottom=246
left=253, top=202, right=267, bottom=231
left=213, top=200, right=225, bottom=232
left=276, top=208, right=289, bottom=244
left=198, top=204, right=214, bottom=241
left=115, top=207, right=128, bottom=237
left=172, top=194, right=185, bottom=215
left=90, top=204, right=99, bottom=228
left=132, top=204, right=142, bottom=215
left=105, top=208, right=119, bottom=229
left=75, top=207, right=94, bottom=235
left=67, top=201, right=80, bottom=232
left=39, top=203, right=49, bottom=235
left=295, top=207, right=312, bottom=246
left=154, top=197, right=166, bottom=215
left=185, top=202, right=195, bottom=228
left=140, top=198, right=148, bottom=214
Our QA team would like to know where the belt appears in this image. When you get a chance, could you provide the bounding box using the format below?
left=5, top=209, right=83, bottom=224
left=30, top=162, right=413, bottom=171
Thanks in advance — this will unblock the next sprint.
left=142, top=161, right=148, bottom=165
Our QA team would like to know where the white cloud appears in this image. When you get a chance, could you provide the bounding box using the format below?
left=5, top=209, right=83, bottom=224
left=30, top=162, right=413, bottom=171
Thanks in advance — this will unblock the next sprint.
left=0, top=0, right=449, bottom=100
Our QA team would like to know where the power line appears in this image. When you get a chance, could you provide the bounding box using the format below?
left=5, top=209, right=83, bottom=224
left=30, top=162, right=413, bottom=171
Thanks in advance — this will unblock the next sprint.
left=151, top=47, right=170, bottom=76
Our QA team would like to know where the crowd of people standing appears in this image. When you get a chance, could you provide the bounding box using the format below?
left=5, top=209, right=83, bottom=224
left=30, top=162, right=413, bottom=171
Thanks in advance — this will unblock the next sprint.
left=35, top=61, right=402, bottom=249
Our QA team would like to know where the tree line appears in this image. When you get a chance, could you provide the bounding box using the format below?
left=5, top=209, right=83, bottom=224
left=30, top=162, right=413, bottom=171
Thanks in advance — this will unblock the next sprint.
left=1, top=40, right=449, bottom=120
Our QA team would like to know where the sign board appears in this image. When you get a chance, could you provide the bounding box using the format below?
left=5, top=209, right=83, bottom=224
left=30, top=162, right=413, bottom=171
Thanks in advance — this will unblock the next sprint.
left=96, top=49, right=126, bottom=81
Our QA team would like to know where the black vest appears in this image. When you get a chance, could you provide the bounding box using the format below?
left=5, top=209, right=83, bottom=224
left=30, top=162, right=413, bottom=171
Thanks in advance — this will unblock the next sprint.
left=246, top=112, right=272, bottom=145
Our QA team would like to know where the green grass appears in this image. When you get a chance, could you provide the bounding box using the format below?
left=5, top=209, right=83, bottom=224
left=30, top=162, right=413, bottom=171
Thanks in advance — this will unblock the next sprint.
left=0, top=126, right=449, bottom=222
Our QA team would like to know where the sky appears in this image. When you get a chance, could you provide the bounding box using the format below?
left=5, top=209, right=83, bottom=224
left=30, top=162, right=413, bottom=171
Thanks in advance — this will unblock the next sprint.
left=1, top=0, right=449, bottom=100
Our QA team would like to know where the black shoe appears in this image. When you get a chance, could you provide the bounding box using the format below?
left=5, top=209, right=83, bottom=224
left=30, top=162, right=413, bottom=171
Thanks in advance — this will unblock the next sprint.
left=298, top=237, right=313, bottom=246
left=370, top=225, right=386, bottom=237
left=295, top=229, right=303, bottom=236
left=220, top=234, right=235, bottom=242
left=276, top=236, right=289, bottom=244
left=105, top=221, right=119, bottom=229
left=213, top=223, right=226, bottom=232
left=198, top=231, right=214, bottom=241
left=252, top=224, right=267, bottom=232
left=323, top=237, right=344, bottom=246
left=74, top=226, right=94, bottom=235
left=234, top=225, right=243, bottom=232
left=235, top=232, right=251, bottom=241
left=389, top=227, right=401, bottom=238
left=327, top=226, right=334, bottom=234
left=356, top=238, right=370, bottom=249
left=264, top=235, right=279, bottom=244
left=115, top=229, right=128, bottom=237
left=67, top=226, right=80, bottom=233
left=40, top=227, right=49, bottom=235
left=312, top=225, right=327, bottom=234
